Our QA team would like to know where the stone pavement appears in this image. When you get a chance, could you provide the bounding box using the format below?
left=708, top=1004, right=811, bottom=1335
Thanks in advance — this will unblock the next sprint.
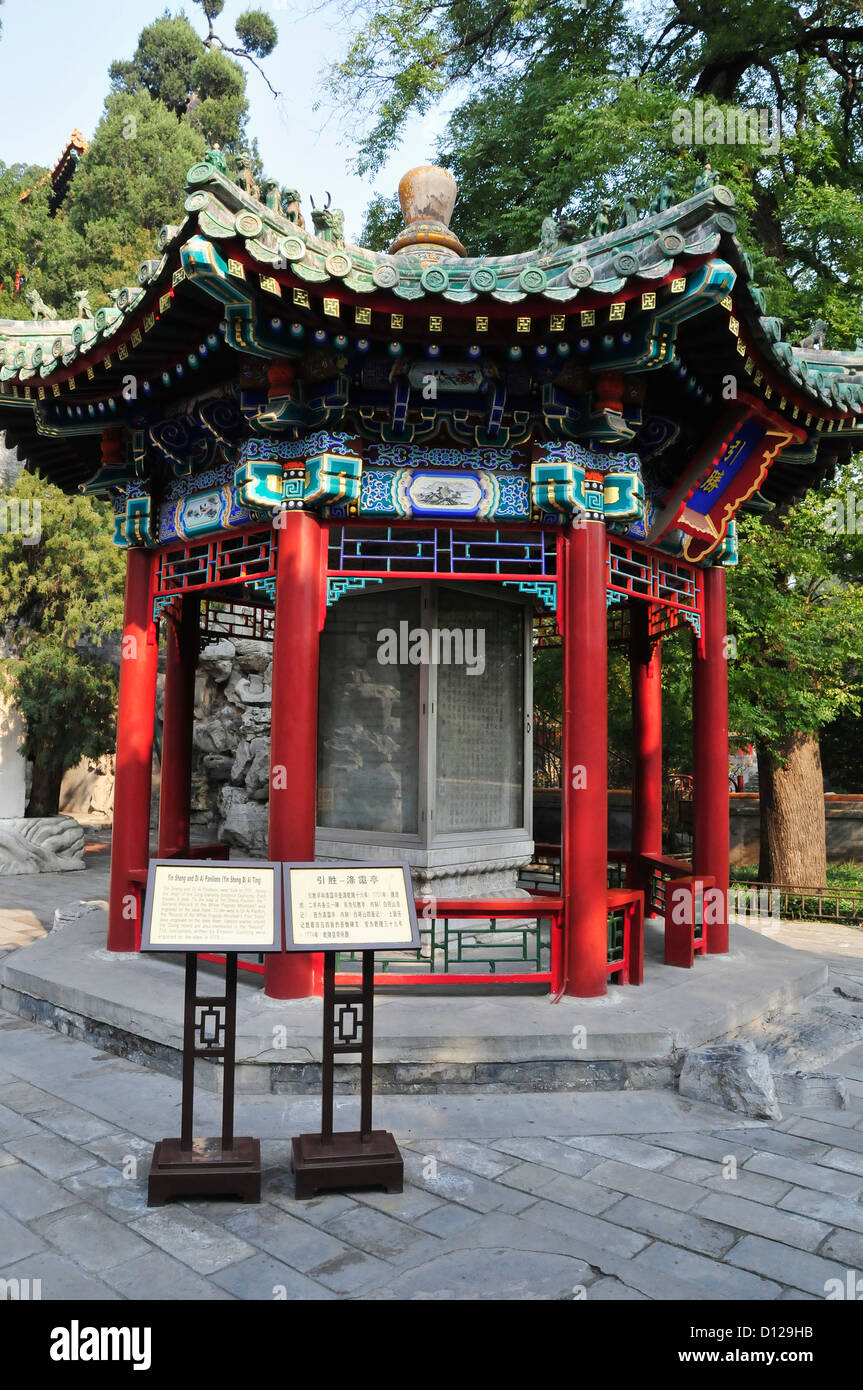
left=1, top=1003, right=863, bottom=1300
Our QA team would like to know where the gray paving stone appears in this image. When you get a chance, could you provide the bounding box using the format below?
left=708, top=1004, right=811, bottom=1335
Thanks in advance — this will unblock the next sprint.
left=62, top=1166, right=151, bottom=1222
left=131, top=1207, right=256, bottom=1275
left=414, top=1203, right=485, bottom=1238
left=788, top=1109, right=863, bottom=1132
left=37, top=1205, right=151, bottom=1272
left=495, top=1161, right=562, bottom=1195
left=210, top=1253, right=334, bottom=1300
left=311, top=1247, right=395, bottom=1294
left=0, top=1081, right=57, bottom=1116
left=587, top=1276, right=649, bottom=1300
left=224, top=1204, right=350, bottom=1274
left=743, top=1152, right=863, bottom=1197
left=103, top=1249, right=236, bottom=1300
left=0, top=1209, right=46, bottom=1265
left=602, top=1194, right=738, bottom=1258
left=662, top=1156, right=792, bottom=1204
left=323, top=1204, right=432, bottom=1261
left=402, top=1139, right=516, bottom=1178
left=522, top=1198, right=651, bottom=1258
left=642, top=1131, right=757, bottom=1164
left=727, top=1234, right=850, bottom=1297
left=584, top=1159, right=705, bottom=1210
left=819, top=1226, right=863, bottom=1268
left=777, top=1185, right=863, bottom=1235
left=489, top=1136, right=602, bottom=1177
left=268, top=1186, right=359, bottom=1225
left=693, top=1192, right=831, bottom=1252
left=527, top=1172, right=620, bottom=1216
left=789, top=1117, right=863, bottom=1150
left=362, top=1246, right=594, bottom=1300
left=713, top=1127, right=830, bottom=1161
left=34, top=1104, right=117, bottom=1145
left=0, top=1150, right=16, bottom=1168
left=5, top=1133, right=97, bottom=1179
left=0, top=1102, right=39, bottom=1142
left=819, top=1146, right=863, bottom=1176
left=2, top=1251, right=120, bottom=1301
left=633, top=1240, right=781, bottom=1300
left=83, top=1132, right=154, bottom=1170
left=565, top=1135, right=679, bottom=1171
left=0, top=1162, right=78, bottom=1220
left=401, top=1149, right=536, bottom=1214
left=354, top=1185, right=443, bottom=1220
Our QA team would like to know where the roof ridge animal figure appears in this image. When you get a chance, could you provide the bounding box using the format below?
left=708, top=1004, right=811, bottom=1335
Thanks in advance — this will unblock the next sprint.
left=589, top=198, right=612, bottom=238
left=73, top=289, right=93, bottom=319
left=620, top=195, right=639, bottom=228
left=801, top=319, right=828, bottom=350
left=25, top=288, right=56, bottom=320
left=649, top=173, right=675, bottom=214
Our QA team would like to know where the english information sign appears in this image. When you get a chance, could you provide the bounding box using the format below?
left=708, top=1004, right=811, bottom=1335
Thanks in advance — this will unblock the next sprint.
left=141, top=859, right=282, bottom=953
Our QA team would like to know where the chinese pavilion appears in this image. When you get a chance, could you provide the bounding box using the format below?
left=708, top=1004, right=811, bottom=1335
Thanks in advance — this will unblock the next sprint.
left=1, top=158, right=861, bottom=1000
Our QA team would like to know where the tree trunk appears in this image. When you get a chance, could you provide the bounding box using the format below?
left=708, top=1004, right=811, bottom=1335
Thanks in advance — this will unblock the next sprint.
left=26, top=751, right=65, bottom=818
left=756, top=734, right=827, bottom=886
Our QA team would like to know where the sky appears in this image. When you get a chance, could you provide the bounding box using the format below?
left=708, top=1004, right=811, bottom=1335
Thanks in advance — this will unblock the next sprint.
left=0, top=0, right=451, bottom=240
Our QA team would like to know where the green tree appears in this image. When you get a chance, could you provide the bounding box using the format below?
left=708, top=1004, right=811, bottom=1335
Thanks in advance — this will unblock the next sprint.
left=0, top=92, right=207, bottom=317
left=0, top=162, right=52, bottom=317
left=334, top=0, right=863, bottom=882
left=109, top=3, right=280, bottom=149
left=726, top=480, right=863, bottom=884
left=332, top=0, right=863, bottom=341
left=0, top=471, right=125, bottom=817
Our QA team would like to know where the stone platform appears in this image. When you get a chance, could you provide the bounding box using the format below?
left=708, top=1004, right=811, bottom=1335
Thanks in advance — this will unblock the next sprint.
left=0, top=910, right=827, bottom=1095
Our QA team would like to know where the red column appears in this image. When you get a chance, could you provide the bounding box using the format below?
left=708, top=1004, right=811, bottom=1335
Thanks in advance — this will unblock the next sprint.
left=630, top=602, right=663, bottom=894
left=157, top=596, right=199, bottom=856
left=107, top=547, right=159, bottom=951
left=266, top=510, right=324, bottom=998
left=562, top=521, right=608, bottom=997
left=693, top=565, right=730, bottom=953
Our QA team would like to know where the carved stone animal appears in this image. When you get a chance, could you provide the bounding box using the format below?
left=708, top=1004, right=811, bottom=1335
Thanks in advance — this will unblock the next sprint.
left=25, top=288, right=56, bottom=320
left=620, top=195, right=639, bottom=227
left=540, top=215, right=559, bottom=254
left=649, top=173, right=675, bottom=214
left=73, top=289, right=93, bottom=318
left=310, top=193, right=345, bottom=247
left=282, top=188, right=305, bottom=228
left=589, top=199, right=612, bottom=238
left=801, top=319, right=828, bottom=350
left=693, top=164, right=719, bottom=195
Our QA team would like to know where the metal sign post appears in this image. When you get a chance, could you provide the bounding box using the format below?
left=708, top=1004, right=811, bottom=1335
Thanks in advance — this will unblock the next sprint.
left=284, top=862, right=418, bottom=1198
left=141, top=859, right=282, bottom=1205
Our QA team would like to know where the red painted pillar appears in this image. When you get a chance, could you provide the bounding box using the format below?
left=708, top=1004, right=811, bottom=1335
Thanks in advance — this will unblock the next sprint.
left=157, top=596, right=199, bottom=857
left=266, top=510, right=324, bottom=998
left=562, top=521, right=608, bottom=997
left=693, top=565, right=730, bottom=953
left=107, top=547, right=159, bottom=951
left=630, top=602, right=663, bottom=894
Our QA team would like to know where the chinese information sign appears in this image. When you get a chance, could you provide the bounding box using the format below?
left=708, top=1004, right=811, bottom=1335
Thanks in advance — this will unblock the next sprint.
left=283, top=862, right=419, bottom=952
left=141, top=860, right=281, bottom=953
